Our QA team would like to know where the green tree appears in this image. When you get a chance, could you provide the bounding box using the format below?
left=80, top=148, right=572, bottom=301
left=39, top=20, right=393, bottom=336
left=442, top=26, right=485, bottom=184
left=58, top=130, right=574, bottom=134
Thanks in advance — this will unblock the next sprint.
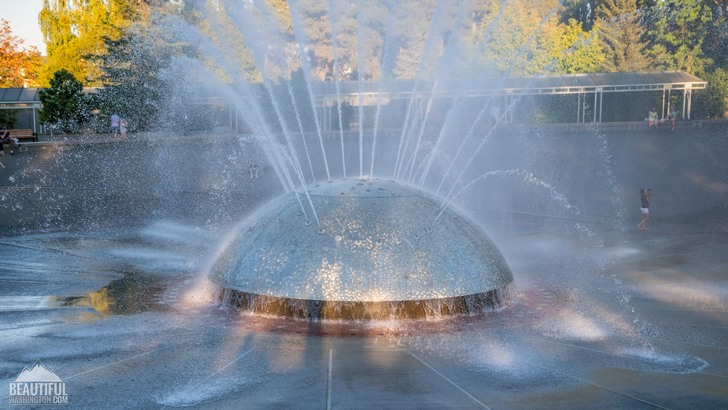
left=478, top=0, right=571, bottom=76
left=561, top=0, right=600, bottom=31
left=0, top=110, right=18, bottom=129
left=171, top=0, right=260, bottom=83
left=93, top=30, right=172, bottom=132
left=388, top=0, right=443, bottom=79
left=0, top=19, right=42, bottom=87
left=646, top=0, right=713, bottom=74
left=38, top=0, right=146, bottom=86
left=351, top=0, right=388, bottom=81
left=470, top=0, right=530, bottom=75
left=547, top=18, right=604, bottom=74
left=594, top=0, right=652, bottom=72
left=693, top=68, right=728, bottom=118
left=39, top=69, right=90, bottom=133
left=274, top=0, right=327, bottom=81
left=700, top=0, right=728, bottom=71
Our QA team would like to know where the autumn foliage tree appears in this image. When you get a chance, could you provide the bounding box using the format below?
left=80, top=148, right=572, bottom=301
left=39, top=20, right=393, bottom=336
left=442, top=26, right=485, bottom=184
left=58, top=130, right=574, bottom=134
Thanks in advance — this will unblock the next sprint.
left=0, top=19, right=42, bottom=88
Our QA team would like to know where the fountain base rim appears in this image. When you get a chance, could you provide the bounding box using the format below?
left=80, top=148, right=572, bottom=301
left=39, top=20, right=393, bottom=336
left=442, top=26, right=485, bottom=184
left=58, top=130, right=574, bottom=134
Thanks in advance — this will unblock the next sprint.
left=217, top=286, right=513, bottom=320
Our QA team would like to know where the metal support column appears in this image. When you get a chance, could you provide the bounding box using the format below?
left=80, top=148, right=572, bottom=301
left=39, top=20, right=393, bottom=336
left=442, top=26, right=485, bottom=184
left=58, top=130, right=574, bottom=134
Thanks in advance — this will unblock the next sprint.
left=32, top=105, right=38, bottom=134
left=576, top=94, right=581, bottom=123
left=234, top=106, right=238, bottom=133
left=320, top=105, right=326, bottom=132
left=599, top=90, right=603, bottom=123
left=506, top=95, right=513, bottom=123
left=501, top=94, right=512, bottom=124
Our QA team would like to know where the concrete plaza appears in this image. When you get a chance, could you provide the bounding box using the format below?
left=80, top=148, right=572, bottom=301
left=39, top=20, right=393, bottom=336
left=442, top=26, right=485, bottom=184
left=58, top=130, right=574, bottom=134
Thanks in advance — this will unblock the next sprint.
left=1, top=123, right=726, bottom=408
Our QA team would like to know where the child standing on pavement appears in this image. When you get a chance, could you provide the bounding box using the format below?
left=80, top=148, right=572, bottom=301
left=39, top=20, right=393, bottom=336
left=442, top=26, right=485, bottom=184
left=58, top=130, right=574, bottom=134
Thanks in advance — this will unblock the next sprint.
left=638, top=188, right=652, bottom=230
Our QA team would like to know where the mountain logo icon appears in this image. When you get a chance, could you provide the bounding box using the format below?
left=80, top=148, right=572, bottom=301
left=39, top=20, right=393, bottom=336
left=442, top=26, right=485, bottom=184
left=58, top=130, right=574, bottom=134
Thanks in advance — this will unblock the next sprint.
left=14, top=360, right=62, bottom=383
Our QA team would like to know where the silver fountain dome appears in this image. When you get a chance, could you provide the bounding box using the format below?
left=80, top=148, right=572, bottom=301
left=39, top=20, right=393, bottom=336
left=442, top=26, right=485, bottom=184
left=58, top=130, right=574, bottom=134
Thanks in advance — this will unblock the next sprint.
left=210, top=178, right=513, bottom=319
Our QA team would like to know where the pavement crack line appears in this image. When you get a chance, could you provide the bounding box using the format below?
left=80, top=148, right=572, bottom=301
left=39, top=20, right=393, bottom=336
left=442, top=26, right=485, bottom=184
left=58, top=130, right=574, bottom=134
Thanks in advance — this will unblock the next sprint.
left=532, top=336, right=728, bottom=407
left=407, top=350, right=491, bottom=409
left=327, top=349, right=333, bottom=410
left=539, top=337, right=722, bottom=376
left=64, top=340, right=190, bottom=381
left=655, top=337, right=728, bottom=351
left=192, top=346, right=256, bottom=387
left=159, top=346, right=255, bottom=410
left=526, top=360, right=668, bottom=409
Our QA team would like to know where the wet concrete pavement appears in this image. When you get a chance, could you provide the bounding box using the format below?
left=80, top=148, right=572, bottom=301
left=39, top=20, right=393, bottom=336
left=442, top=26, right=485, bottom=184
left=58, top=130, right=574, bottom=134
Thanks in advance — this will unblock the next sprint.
left=0, top=220, right=726, bottom=409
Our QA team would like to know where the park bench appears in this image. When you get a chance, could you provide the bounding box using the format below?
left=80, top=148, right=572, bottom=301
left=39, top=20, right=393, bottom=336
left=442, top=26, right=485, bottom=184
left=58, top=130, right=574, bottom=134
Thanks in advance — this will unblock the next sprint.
left=8, top=129, right=37, bottom=142
left=1, top=129, right=36, bottom=154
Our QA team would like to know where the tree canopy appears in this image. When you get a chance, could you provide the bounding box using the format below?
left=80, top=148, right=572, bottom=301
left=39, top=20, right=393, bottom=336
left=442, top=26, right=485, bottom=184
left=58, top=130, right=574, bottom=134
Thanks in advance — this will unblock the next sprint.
left=594, top=0, right=652, bottom=72
left=38, top=0, right=148, bottom=87
left=15, top=0, right=728, bottom=121
left=33, top=0, right=728, bottom=81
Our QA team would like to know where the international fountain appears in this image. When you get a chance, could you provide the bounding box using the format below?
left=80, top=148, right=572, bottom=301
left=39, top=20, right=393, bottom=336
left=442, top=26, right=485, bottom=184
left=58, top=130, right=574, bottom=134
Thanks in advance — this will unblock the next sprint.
left=211, top=178, right=513, bottom=320
left=1, top=1, right=727, bottom=408
left=167, top=1, right=522, bottom=320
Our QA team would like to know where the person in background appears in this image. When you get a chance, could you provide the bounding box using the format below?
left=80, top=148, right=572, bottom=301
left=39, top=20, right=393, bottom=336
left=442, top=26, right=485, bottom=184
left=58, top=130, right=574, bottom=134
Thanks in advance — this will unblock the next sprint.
left=0, top=129, right=17, bottom=156
left=648, top=108, right=658, bottom=128
left=120, top=118, right=128, bottom=141
left=669, top=108, right=678, bottom=131
left=111, top=113, right=120, bottom=139
left=638, top=188, right=652, bottom=231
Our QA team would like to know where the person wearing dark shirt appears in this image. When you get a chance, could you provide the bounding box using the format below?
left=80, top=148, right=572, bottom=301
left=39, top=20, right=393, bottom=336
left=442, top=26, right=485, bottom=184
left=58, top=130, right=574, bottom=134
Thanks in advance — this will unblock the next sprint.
left=0, top=129, right=15, bottom=156
left=638, top=188, right=652, bottom=230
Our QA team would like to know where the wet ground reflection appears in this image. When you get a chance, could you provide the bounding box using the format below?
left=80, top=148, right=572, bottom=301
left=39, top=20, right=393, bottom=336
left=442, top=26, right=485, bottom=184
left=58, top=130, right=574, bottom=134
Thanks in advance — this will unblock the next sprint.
left=57, top=275, right=172, bottom=317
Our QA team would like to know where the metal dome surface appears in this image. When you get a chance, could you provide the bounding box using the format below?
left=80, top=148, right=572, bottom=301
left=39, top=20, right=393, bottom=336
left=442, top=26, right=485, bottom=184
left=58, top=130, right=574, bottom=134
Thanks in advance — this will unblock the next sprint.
left=210, top=179, right=513, bottom=318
